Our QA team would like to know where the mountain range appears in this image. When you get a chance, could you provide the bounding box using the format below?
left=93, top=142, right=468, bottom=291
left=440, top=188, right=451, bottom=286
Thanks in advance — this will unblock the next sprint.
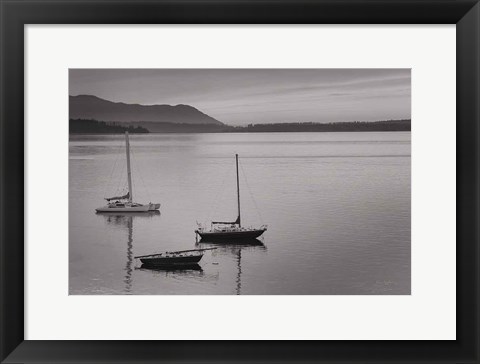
left=69, top=95, right=222, bottom=125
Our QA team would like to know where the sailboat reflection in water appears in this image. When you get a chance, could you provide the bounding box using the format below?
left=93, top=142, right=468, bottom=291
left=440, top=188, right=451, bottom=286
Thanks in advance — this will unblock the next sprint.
left=197, top=239, right=266, bottom=295
left=195, top=154, right=267, bottom=241
left=99, top=211, right=160, bottom=293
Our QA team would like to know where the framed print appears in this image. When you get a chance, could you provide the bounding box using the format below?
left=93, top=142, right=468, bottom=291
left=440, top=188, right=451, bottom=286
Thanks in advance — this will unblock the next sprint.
left=1, top=0, right=479, bottom=363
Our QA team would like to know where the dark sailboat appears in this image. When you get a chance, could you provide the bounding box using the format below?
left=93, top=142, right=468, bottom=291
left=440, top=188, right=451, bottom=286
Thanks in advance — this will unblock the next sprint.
left=195, top=154, right=267, bottom=242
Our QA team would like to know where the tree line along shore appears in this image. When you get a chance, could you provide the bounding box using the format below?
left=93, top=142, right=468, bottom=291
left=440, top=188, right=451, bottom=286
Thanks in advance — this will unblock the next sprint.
left=69, top=118, right=411, bottom=134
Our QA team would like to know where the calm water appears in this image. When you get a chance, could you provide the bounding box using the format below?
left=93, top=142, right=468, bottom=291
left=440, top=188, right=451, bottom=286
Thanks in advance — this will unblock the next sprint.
left=69, top=132, right=410, bottom=295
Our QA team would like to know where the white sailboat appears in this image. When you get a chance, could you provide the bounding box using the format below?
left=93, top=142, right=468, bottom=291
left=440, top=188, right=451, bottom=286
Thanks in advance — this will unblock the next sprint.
left=96, top=132, right=160, bottom=213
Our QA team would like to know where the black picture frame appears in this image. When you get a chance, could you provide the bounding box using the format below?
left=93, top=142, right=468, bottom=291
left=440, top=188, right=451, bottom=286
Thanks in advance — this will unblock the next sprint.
left=1, top=0, right=478, bottom=363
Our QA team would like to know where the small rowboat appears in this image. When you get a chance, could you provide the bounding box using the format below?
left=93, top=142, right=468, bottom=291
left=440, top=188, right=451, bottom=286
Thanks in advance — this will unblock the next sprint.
left=134, top=248, right=216, bottom=268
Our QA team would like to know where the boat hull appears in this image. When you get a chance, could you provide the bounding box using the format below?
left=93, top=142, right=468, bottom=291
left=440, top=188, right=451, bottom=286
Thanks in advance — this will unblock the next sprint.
left=140, top=263, right=202, bottom=271
left=196, top=229, right=266, bottom=241
left=140, top=254, right=203, bottom=267
left=96, top=203, right=160, bottom=213
left=149, top=203, right=161, bottom=211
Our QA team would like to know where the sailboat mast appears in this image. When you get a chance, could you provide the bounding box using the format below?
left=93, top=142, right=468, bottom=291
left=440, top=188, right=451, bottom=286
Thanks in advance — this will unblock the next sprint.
left=125, top=132, right=133, bottom=202
left=236, top=154, right=241, bottom=227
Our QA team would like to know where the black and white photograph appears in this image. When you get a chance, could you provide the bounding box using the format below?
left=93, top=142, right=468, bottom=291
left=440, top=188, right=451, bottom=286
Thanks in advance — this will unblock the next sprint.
left=69, top=68, right=411, bottom=295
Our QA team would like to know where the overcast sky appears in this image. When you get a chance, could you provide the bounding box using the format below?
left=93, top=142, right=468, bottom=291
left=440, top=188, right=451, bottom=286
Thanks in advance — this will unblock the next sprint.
left=69, top=69, right=410, bottom=125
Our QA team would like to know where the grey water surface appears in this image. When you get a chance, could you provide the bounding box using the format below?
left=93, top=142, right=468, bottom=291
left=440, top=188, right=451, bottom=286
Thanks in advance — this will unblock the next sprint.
left=69, top=132, right=410, bottom=295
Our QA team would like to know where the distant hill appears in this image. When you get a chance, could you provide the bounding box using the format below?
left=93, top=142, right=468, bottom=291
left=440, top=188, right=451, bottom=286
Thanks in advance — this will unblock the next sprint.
left=69, top=95, right=223, bottom=125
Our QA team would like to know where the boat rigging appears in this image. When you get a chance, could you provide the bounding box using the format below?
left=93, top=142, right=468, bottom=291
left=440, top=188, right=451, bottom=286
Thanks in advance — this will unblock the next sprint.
left=96, top=132, right=160, bottom=213
left=195, top=154, right=267, bottom=241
